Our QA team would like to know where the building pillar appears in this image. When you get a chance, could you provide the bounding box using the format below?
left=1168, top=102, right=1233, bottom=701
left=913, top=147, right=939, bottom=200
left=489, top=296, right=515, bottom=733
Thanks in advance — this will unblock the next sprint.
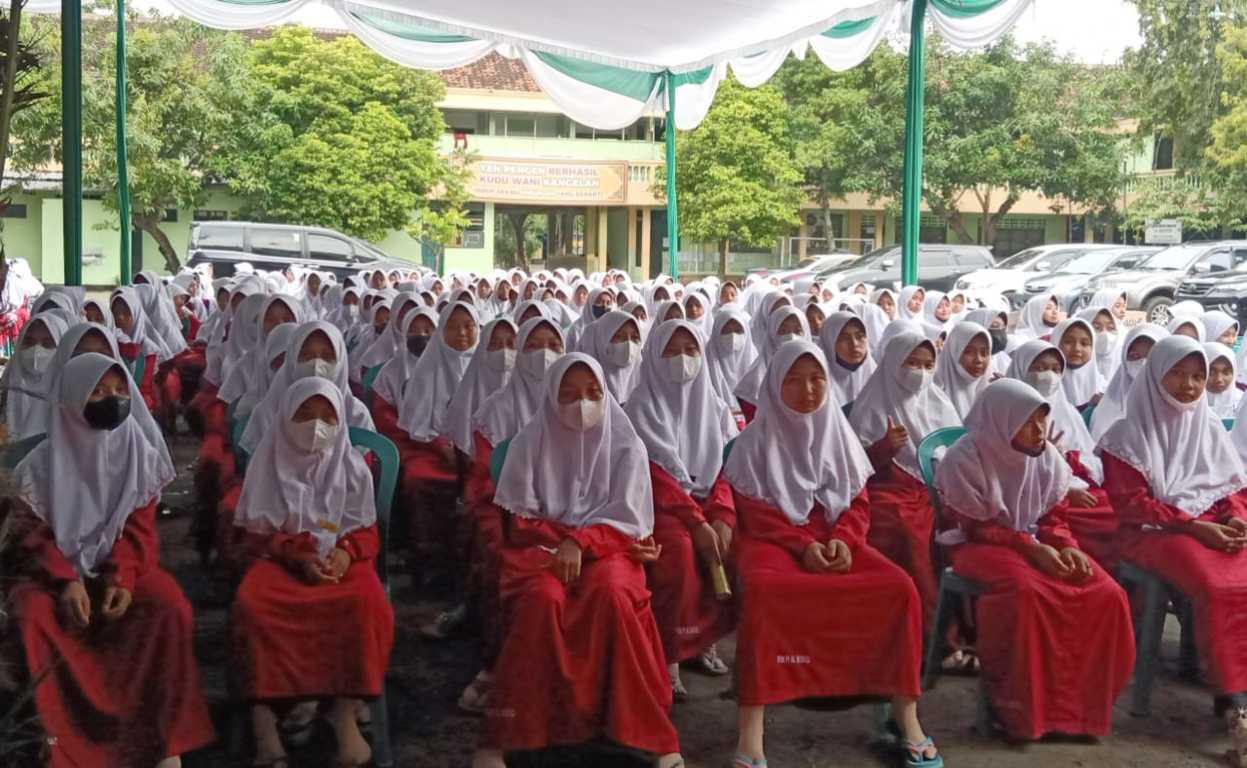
left=597, top=207, right=609, bottom=273
left=875, top=209, right=886, bottom=248
left=625, top=206, right=637, bottom=275
left=585, top=206, right=597, bottom=271
left=797, top=220, right=808, bottom=263
left=1084, top=214, right=1094, bottom=243
left=846, top=210, right=862, bottom=253
left=640, top=208, right=652, bottom=279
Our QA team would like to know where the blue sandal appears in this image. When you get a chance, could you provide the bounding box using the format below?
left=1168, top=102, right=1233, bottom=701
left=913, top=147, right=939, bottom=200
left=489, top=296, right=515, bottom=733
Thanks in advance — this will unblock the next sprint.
left=904, top=737, right=944, bottom=768
left=731, top=756, right=767, bottom=768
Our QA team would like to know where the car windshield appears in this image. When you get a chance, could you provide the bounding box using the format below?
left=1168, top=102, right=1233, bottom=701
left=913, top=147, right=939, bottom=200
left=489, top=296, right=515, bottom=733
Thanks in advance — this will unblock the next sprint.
left=1058, top=250, right=1122, bottom=275
left=1023, top=249, right=1085, bottom=272
left=816, top=246, right=892, bottom=275
left=352, top=237, right=390, bottom=262
left=1138, top=243, right=1207, bottom=271
left=996, top=248, right=1044, bottom=269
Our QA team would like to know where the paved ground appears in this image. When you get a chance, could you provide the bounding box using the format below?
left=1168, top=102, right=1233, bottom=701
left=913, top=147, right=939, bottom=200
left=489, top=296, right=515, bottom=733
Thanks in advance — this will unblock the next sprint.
left=148, top=433, right=1229, bottom=768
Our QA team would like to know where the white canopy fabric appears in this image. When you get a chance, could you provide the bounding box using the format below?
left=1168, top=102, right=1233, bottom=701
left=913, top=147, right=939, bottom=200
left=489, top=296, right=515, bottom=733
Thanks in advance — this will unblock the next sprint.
left=40, top=0, right=1032, bottom=130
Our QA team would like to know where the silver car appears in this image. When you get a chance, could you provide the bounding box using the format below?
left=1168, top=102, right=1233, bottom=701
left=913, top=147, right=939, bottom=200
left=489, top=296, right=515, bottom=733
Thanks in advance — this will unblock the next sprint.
left=1075, top=241, right=1247, bottom=324
left=1017, top=246, right=1159, bottom=312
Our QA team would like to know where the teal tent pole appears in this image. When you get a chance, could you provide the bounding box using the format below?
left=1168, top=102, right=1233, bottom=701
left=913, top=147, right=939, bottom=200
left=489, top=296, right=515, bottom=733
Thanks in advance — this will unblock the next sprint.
left=900, top=0, right=927, bottom=287
left=61, top=0, right=83, bottom=286
left=116, top=0, right=131, bottom=284
left=663, top=70, right=679, bottom=280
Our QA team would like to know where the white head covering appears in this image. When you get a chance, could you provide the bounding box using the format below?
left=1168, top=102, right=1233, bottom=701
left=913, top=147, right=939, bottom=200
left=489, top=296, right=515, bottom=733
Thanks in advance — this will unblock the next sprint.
left=1167, top=315, right=1206, bottom=342
left=935, top=378, right=1072, bottom=536
left=15, top=353, right=176, bottom=576
left=493, top=353, right=653, bottom=539
left=1006, top=339, right=1103, bottom=485
left=472, top=317, right=565, bottom=451
left=683, top=292, right=714, bottom=339
left=398, top=302, right=480, bottom=441
left=133, top=276, right=188, bottom=357
left=735, top=305, right=810, bottom=406
left=356, top=292, right=419, bottom=372
left=1, top=313, right=68, bottom=439
left=1169, top=300, right=1206, bottom=319
left=922, top=290, right=952, bottom=334
left=1089, top=323, right=1169, bottom=441
left=111, top=286, right=173, bottom=363
left=933, top=321, right=991, bottom=419
left=625, top=320, right=737, bottom=496
left=372, top=306, right=438, bottom=408
left=859, top=303, right=891, bottom=356
left=724, top=340, right=873, bottom=525
left=241, top=321, right=373, bottom=452
left=218, top=291, right=268, bottom=389
left=1100, top=335, right=1247, bottom=516
left=234, top=377, right=376, bottom=557
left=1014, top=293, right=1057, bottom=341
left=897, top=285, right=924, bottom=321
left=818, top=311, right=877, bottom=408
left=849, top=331, right=962, bottom=480
left=444, top=316, right=517, bottom=454
left=1203, top=310, right=1239, bottom=345
left=219, top=293, right=303, bottom=405
left=704, top=308, right=753, bottom=409
left=1205, top=342, right=1242, bottom=418
left=236, top=323, right=298, bottom=416
left=1051, top=317, right=1105, bottom=407
left=1078, top=306, right=1122, bottom=382
left=578, top=310, right=643, bottom=404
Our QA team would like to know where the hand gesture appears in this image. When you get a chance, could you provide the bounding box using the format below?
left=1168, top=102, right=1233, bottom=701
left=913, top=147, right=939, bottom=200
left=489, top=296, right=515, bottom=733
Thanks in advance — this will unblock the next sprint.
left=293, top=550, right=337, bottom=585
left=1067, top=488, right=1098, bottom=508
left=802, top=541, right=833, bottom=573
left=692, top=523, right=723, bottom=566
left=628, top=537, right=662, bottom=564
left=100, top=585, right=133, bottom=621
left=1059, top=547, right=1094, bottom=582
left=1026, top=542, right=1072, bottom=579
left=711, top=520, right=734, bottom=560
left=885, top=416, right=909, bottom=455
left=1187, top=520, right=1247, bottom=554
left=323, top=548, right=351, bottom=580
left=825, top=539, right=852, bottom=573
left=1227, top=518, right=1247, bottom=536
left=554, top=538, right=583, bottom=584
left=1046, top=423, right=1065, bottom=451
left=59, top=580, right=91, bottom=629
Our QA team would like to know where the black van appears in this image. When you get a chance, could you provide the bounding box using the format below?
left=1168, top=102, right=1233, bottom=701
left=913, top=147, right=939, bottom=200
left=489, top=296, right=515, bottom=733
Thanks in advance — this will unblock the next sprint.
left=186, top=222, right=424, bottom=279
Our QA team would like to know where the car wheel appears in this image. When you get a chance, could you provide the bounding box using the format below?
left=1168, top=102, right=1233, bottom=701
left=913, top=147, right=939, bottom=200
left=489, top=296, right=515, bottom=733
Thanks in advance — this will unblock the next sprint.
left=1142, top=295, right=1173, bottom=325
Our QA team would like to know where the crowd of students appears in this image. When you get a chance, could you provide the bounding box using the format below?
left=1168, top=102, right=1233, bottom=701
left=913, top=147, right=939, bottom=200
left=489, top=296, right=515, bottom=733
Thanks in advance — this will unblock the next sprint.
left=6, top=262, right=1247, bottom=767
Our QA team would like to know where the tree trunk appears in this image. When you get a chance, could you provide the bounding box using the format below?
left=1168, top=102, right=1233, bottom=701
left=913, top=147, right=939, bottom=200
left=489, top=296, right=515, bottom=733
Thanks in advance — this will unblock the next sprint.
left=132, top=212, right=180, bottom=273
left=0, top=0, right=24, bottom=205
left=507, top=212, right=529, bottom=272
left=821, top=199, right=835, bottom=245
left=718, top=238, right=729, bottom=280
left=925, top=194, right=975, bottom=245
left=984, top=194, right=1020, bottom=253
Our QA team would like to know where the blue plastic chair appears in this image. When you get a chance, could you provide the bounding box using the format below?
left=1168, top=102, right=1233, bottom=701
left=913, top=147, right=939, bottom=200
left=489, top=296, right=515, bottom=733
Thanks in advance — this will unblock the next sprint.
left=361, top=364, right=383, bottom=394
left=231, top=413, right=251, bottom=474
left=489, top=436, right=512, bottom=484
left=1, top=432, right=45, bottom=469
left=1224, top=417, right=1235, bottom=431
left=1081, top=403, right=1095, bottom=428
left=126, top=353, right=146, bottom=387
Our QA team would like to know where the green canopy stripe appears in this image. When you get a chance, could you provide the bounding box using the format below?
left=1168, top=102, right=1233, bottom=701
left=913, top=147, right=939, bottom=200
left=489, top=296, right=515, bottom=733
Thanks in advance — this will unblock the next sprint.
left=930, top=0, right=1007, bottom=18
left=532, top=50, right=660, bottom=101
left=821, top=16, right=876, bottom=39
left=347, top=8, right=477, bottom=42
left=670, top=65, right=714, bottom=88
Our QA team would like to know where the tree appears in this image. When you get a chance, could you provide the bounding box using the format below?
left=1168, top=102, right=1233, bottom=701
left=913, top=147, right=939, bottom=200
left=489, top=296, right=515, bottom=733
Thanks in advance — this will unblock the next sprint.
left=0, top=0, right=47, bottom=215
left=12, top=6, right=248, bottom=272
left=221, top=26, right=467, bottom=246
left=655, top=77, right=803, bottom=275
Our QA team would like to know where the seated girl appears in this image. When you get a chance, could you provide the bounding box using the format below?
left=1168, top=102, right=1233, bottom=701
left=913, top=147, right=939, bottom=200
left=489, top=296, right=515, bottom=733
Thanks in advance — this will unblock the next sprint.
left=9, top=353, right=213, bottom=767
left=936, top=378, right=1134, bottom=741
left=1052, top=317, right=1105, bottom=410
left=577, top=310, right=643, bottom=405
left=931, top=321, right=991, bottom=419
left=1206, top=342, right=1242, bottom=418
left=817, top=311, right=877, bottom=412
left=1089, top=323, right=1169, bottom=441
left=232, top=378, right=394, bottom=768
left=1100, top=335, right=1247, bottom=763
left=725, top=340, right=940, bottom=768
left=1078, top=306, right=1122, bottom=382
left=0, top=312, right=68, bottom=439
left=474, top=355, right=682, bottom=768
left=735, top=306, right=810, bottom=422
left=110, top=286, right=170, bottom=414
left=625, top=320, right=738, bottom=698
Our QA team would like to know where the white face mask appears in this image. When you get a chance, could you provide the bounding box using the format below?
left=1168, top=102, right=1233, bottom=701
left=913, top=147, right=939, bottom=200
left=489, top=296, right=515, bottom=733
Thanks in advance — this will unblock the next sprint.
left=485, top=347, right=516, bottom=372
left=289, top=418, right=336, bottom=453
left=605, top=340, right=640, bottom=368
left=343, top=305, right=358, bottom=321
left=520, top=348, right=561, bottom=380
left=1094, top=330, right=1117, bottom=355
left=1124, top=358, right=1146, bottom=380
left=664, top=353, right=702, bottom=384
left=1026, top=370, right=1062, bottom=398
left=557, top=397, right=606, bottom=432
left=1160, top=386, right=1203, bottom=412
left=715, top=332, right=746, bottom=355
left=297, top=358, right=337, bottom=381
left=777, top=332, right=802, bottom=346
left=21, top=346, right=54, bottom=375
left=896, top=366, right=931, bottom=394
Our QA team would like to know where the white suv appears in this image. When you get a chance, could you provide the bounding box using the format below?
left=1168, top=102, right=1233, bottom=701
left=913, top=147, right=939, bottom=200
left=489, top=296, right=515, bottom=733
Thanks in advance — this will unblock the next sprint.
left=955, top=244, right=1117, bottom=298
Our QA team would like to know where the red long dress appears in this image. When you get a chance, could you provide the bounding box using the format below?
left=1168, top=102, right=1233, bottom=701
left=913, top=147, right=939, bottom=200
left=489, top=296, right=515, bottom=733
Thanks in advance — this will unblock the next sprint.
left=117, top=345, right=160, bottom=414
left=1103, top=453, right=1247, bottom=694
left=948, top=502, right=1135, bottom=740
left=862, top=453, right=939, bottom=632
left=466, top=431, right=505, bottom=662
left=732, top=489, right=923, bottom=706
left=372, top=394, right=458, bottom=555
left=647, top=465, right=736, bottom=665
left=231, top=524, right=394, bottom=699
left=482, top=516, right=679, bottom=755
left=8, top=501, right=215, bottom=767
left=1062, top=450, right=1119, bottom=568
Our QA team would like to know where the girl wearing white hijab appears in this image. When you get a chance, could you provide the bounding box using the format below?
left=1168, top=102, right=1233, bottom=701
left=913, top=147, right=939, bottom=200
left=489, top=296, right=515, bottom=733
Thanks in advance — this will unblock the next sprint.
left=1088, top=323, right=1169, bottom=441
left=859, top=302, right=892, bottom=357
left=510, top=298, right=552, bottom=326
left=1051, top=317, right=1105, bottom=409
left=444, top=317, right=518, bottom=457
left=1006, top=340, right=1118, bottom=565
left=921, top=290, right=954, bottom=337
left=682, top=291, right=713, bottom=339
left=625, top=320, right=739, bottom=695
left=1204, top=310, right=1240, bottom=347
left=232, top=377, right=393, bottom=768
left=747, top=292, right=791, bottom=352
left=564, top=286, right=614, bottom=349
left=577, top=310, right=643, bottom=405
left=849, top=331, right=961, bottom=629
left=1077, top=306, right=1122, bottom=382
left=964, top=307, right=1012, bottom=374
left=133, top=272, right=188, bottom=358
left=109, top=286, right=173, bottom=416
left=348, top=295, right=395, bottom=383
left=0, top=312, right=68, bottom=439
left=234, top=323, right=297, bottom=418
left=474, top=354, right=682, bottom=768
left=897, top=285, right=925, bottom=321
left=871, top=287, right=898, bottom=320
left=1207, top=342, right=1242, bottom=419
left=724, top=341, right=940, bottom=768
left=1013, top=294, right=1060, bottom=344
left=10, top=353, right=211, bottom=768
left=735, top=306, right=810, bottom=420
left=370, top=307, right=437, bottom=425
left=218, top=292, right=268, bottom=390
left=933, top=322, right=992, bottom=420
left=935, top=378, right=1134, bottom=742
left=218, top=293, right=302, bottom=409
left=1167, top=314, right=1206, bottom=341
left=353, top=293, right=419, bottom=383
left=705, top=309, right=753, bottom=423
left=1101, top=335, right=1247, bottom=757
left=818, top=311, right=877, bottom=410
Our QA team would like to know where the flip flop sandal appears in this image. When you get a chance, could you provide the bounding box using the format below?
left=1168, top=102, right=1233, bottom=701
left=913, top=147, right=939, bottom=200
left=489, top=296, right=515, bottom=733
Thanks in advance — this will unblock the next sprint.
left=671, top=675, right=690, bottom=702
left=697, top=645, right=730, bottom=676
left=731, top=756, right=767, bottom=768
left=903, top=737, right=944, bottom=768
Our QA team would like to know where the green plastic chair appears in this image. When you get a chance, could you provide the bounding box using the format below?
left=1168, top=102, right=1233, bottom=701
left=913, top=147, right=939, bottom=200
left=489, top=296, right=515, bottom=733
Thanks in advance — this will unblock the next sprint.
left=1224, top=417, right=1236, bottom=431
left=721, top=436, right=736, bottom=466
left=841, top=402, right=852, bottom=419
left=361, top=364, right=383, bottom=393
left=916, top=426, right=966, bottom=514
left=489, top=436, right=513, bottom=484
left=1081, top=403, right=1096, bottom=428
left=231, top=413, right=250, bottom=474
left=126, top=353, right=146, bottom=386
left=1, top=432, right=45, bottom=469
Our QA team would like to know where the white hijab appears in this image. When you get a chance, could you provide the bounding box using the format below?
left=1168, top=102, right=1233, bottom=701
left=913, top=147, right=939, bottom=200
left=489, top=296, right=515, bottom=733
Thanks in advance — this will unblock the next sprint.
left=1206, top=342, right=1242, bottom=419
left=111, top=286, right=173, bottom=363
left=1203, top=310, right=1239, bottom=346
left=850, top=331, right=962, bottom=480
left=1007, top=339, right=1103, bottom=485
left=493, top=353, right=653, bottom=539
left=1, top=314, right=68, bottom=439
left=356, top=293, right=419, bottom=372
left=218, top=292, right=268, bottom=390
left=935, top=378, right=1072, bottom=536
left=235, top=323, right=297, bottom=417
left=705, top=308, right=754, bottom=409
left=735, top=306, right=810, bottom=406
left=398, top=302, right=479, bottom=441
left=472, top=317, right=565, bottom=452
left=1013, top=293, right=1057, bottom=342
left=219, top=293, right=302, bottom=405
left=1100, top=335, right=1247, bottom=517
left=134, top=274, right=188, bottom=357
left=372, top=306, right=438, bottom=408
left=724, top=341, right=873, bottom=525
left=933, top=321, right=991, bottom=419
left=625, top=320, right=737, bottom=497
left=897, top=285, right=924, bottom=321
left=1051, top=317, right=1105, bottom=407
left=1089, top=323, right=1169, bottom=442
left=1167, top=315, right=1205, bottom=342
left=16, top=353, right=176, bottom=576
left=818, top=311, right=877, bottom=408
left=578, top=310, right=643, bottom=405
left=444, top=317, right=517, bottom=454
left=1078, top=306, right=1122, bottom=382
left=234, top=377, right=376, bottom=557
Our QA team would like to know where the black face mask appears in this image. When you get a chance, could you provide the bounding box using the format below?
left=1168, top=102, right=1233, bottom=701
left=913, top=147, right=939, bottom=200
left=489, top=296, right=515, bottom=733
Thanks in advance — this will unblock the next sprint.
left=591, top=305, right=609, bottom=319
left=83, top=396, right=132, bottom=431
left=836, top=355, right=864, bottom=372
left=407, top=335, right=431, bottom=357
left=989, top=328, right=1008, bottom=355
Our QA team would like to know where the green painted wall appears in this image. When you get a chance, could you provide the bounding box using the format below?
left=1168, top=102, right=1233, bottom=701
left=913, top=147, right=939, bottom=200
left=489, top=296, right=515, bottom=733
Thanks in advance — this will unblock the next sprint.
left=606, top=208, right=628, bottom=270
left=440, top=200, right=493, bottom=274
left=1, top=192, right=44, bottom=275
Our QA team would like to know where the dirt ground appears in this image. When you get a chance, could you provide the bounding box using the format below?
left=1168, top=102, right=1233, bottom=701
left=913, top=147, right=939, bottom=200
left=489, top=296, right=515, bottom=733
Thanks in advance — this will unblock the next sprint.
left=149, top=433, right=1229, bottom=768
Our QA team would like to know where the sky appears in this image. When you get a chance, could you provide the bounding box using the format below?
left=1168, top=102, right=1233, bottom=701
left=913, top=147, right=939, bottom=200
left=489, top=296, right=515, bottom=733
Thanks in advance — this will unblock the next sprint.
left=132, top=0, right=1144, bottom=65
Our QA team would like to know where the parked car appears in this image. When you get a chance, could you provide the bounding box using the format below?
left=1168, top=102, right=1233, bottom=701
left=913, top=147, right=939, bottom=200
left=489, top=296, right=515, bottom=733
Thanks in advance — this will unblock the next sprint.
left=187, top=221, right=423, bottom=280
left=1076, top=240, right=1247, bottom=324
left=954, top=243, right=1119, bottom=298
left=814, top=244, right=995, bottom=294
left=771, top=253, right=863, bottom=292
left=1172, top=241, right=1247, bottom=327
left=1015, top=246, right=1160, bottom=312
